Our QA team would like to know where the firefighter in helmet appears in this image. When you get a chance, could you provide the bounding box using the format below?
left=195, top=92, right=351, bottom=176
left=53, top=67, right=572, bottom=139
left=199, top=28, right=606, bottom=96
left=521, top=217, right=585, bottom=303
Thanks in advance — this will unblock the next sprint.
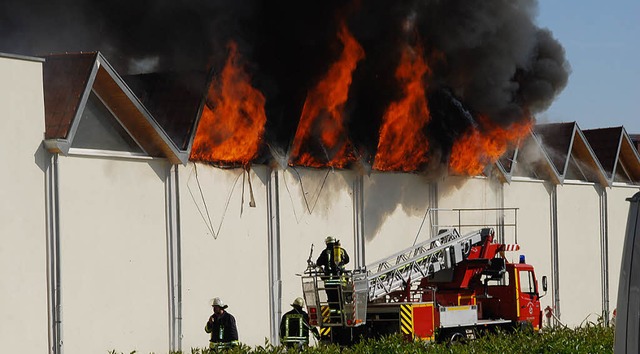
left=315, top=236, right=350, bottom=321
left=315, top=236, right=350, bottom=276
left=280, top=297, right=320, bottom=349
left=205, top=297, right=239, bottom=350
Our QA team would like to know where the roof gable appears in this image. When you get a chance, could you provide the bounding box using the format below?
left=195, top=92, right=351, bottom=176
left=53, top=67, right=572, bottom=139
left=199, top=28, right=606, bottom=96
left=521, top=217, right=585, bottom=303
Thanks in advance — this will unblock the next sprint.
left=570, top=127, right=609, bottom=186
left=43, top=53, right=98, bottom=140
left=71, top=91, right=144, bottom=153
left=533, top=122, right=575, bottom=176
left=42, top=52, right=192, bottom=165
left=582, top=127, right=623, bottom=181
left=510, top=130, right=562, bottom=184
left=616, top=128, right=640, bottom=183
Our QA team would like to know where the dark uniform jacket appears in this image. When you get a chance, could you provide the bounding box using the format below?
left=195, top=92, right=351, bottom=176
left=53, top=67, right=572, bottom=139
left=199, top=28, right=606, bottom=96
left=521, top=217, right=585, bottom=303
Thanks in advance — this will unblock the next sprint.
left=316, top=244, right=350, bottom=276
left=205, top=311, right=239, bottom=344
left=279, top=307, right=318, bottom=344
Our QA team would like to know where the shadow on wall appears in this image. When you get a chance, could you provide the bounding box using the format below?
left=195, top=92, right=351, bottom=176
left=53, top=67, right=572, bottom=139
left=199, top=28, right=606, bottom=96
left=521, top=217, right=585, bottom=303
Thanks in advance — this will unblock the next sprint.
left=364, top=172, right=434, bottom=241
left=281, top=167, right=354, bottom=223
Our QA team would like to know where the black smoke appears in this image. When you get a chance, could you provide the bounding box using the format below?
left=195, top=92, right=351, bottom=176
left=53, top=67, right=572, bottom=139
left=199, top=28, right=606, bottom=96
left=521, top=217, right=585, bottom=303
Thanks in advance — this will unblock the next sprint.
left=0, top=0, right=570, bottom=169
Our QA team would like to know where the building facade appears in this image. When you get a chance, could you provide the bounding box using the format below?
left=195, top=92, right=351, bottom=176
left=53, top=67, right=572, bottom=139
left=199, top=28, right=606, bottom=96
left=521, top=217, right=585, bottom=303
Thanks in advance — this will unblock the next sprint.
left=2, top=52, right=639, bottom=353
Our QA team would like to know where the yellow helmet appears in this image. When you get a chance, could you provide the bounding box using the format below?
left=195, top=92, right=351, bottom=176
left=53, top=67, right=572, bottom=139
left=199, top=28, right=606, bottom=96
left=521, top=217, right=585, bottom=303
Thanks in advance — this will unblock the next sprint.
left=325, top=236, right=336, bottom=244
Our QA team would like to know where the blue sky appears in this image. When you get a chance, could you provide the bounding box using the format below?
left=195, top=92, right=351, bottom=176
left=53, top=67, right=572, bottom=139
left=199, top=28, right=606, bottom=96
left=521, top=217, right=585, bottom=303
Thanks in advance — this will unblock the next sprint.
left=536, top=0, right=640, bottom=134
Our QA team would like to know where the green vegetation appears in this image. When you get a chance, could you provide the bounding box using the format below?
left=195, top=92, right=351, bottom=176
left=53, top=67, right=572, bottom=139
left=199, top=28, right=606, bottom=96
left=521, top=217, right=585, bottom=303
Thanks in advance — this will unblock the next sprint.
left=111, top=324, right=614, bottom=354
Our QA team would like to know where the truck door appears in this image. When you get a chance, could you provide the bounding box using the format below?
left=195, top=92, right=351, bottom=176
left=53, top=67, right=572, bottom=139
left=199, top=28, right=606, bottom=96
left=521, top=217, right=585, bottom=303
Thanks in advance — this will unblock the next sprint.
left=517, top=268, right=541, bottom=330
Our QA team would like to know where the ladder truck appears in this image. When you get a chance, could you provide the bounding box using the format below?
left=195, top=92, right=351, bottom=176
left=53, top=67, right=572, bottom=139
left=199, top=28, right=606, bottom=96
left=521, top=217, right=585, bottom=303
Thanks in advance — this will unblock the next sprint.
left=301, top=226, right=548, bottom=344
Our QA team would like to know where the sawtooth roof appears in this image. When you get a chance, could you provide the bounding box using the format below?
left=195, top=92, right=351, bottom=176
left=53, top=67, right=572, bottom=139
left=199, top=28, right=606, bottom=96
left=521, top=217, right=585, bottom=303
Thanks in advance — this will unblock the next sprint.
left=496, top=123, right=640, bottom=186
left=38, top=52, right=640, bottom=186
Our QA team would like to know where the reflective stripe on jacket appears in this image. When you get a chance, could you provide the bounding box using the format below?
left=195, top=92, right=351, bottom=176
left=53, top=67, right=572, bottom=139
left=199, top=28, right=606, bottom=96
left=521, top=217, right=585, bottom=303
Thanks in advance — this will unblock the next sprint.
left=205, top=311, right=239, bottom=345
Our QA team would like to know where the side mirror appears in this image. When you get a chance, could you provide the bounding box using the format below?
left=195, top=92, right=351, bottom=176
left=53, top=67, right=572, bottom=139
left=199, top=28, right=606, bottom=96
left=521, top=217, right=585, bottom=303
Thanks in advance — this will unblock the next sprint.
left=538, top=275, right=548, bottom=298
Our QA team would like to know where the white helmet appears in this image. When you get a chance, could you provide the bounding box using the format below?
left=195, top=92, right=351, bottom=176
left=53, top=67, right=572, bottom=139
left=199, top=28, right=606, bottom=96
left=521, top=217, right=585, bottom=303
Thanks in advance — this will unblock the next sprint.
left=325, top=236, right=336, bottom=244
left=210, top=297, right=228, bottom=309
left=291, top=297, right=305, bottom=308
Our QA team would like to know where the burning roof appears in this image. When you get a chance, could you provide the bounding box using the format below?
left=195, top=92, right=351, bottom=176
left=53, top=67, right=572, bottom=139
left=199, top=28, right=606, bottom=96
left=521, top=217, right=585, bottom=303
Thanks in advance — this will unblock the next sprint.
left=185, top=1, right=570, bottom=175
left=2, top=0, right=571, bottom=175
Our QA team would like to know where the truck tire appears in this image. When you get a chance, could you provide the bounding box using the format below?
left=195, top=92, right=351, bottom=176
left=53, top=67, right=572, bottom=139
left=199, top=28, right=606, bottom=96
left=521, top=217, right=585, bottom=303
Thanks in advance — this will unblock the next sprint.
left=446, top=329, right=467, bottom=344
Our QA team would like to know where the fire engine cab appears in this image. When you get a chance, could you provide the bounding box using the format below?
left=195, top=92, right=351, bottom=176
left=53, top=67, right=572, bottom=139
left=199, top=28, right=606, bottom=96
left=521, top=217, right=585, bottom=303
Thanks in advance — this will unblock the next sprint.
left=301, top=225, right=547, bottom=344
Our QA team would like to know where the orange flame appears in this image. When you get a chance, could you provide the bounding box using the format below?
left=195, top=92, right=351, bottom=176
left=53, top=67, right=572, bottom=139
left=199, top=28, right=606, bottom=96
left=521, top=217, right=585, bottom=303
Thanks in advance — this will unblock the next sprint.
left=288, top=21, right=365, bottom=168
left=449, top=117, right=532, bottom=175
left=190, top=41, right=267, bottom=165
left=373, top=44, right=431, bottom=171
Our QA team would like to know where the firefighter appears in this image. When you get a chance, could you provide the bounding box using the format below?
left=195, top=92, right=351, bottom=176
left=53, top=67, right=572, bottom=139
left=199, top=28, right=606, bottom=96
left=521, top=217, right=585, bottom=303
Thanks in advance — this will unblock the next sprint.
left=315, top=236, right=350, bottom=276
left=315, top=236, right=350, bottom=321
left=280, top=297, right=320, bottom=349
left=205, top=297, right=239, bottom=350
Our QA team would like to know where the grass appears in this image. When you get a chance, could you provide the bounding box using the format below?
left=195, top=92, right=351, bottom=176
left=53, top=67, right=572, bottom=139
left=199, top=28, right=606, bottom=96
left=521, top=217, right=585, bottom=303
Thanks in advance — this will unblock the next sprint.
left=111, top=323, right=614, bottom=354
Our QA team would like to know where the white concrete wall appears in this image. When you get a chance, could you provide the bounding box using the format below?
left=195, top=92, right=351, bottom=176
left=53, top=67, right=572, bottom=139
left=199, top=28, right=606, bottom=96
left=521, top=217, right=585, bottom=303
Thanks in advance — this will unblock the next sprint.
left=607, top=185, right=640, bottom=315
left=438, top=176, right=503, bottom=237
left=556, top=182, right=601, bottom=326
left=57, top=155, right=169, bottom=354
left=180, top=163, right=270, bottom=349
left=504, top=179, right=554, bottom=315
left=363, top=172, right=433, bottom=264
left=0, top=55, right=49, bottom=354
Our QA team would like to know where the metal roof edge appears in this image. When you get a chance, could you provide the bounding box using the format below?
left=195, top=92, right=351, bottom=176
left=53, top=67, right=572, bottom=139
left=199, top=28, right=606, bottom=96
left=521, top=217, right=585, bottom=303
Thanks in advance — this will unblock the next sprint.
left=573, top=124, right=612, bottom=187
left=622, top=127, right=640, bottom=162
left=184, top=66, right=215, bottom=158
left=493, top=161, right=512, bottom=184
left=611, top=128, right=625, bottom=182
left=43, top=139, right=71, bottom=155
left=497, top=142, right=523, bottom=184
left=176, top=151, right=190, bottom=166
left=560, top=122, right=578, bottom=179
left=582, top=126, right=622, bottom=182
left=510, top=176, right=547, bottom=183
left=619, top=128, right=640, bottom=183
left=94, top=52, right=183, bottom=165
left=64, top=60, right=101, bottom=148
left=0, top=52, right=45, bottom=63
left=529, top=129, right=562, bottom=185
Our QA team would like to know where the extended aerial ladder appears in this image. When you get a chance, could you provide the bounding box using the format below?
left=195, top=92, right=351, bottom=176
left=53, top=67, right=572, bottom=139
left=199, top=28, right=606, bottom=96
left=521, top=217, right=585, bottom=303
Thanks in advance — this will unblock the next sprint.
left=366, top=228, right=487, bottom=301
left=301, top=227, right=490, bottom=327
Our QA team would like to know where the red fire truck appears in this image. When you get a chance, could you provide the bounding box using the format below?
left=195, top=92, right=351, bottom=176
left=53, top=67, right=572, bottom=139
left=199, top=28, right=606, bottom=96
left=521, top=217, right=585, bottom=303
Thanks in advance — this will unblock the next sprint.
left=301, top=226, right=547, bottom=344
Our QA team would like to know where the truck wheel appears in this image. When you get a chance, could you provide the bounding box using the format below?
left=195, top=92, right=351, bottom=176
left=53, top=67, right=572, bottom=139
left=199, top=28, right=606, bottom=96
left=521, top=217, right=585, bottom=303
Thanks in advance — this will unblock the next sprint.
left=448, top=329, right=467, bottom=344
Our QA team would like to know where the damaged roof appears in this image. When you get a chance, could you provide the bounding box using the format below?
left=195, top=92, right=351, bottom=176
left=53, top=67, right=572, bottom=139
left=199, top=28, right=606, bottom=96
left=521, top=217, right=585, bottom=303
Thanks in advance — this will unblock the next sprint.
left=496, top=128, right=561, bottom=184
left=38, top=52, right=640, bottom=186
left=124, top=70, right=211, bottom=152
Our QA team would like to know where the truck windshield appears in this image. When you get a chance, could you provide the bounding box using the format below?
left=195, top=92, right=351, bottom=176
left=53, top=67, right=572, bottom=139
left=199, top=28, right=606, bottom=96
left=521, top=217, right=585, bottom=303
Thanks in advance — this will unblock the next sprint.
left=519, top=270, right=536, bottom=295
